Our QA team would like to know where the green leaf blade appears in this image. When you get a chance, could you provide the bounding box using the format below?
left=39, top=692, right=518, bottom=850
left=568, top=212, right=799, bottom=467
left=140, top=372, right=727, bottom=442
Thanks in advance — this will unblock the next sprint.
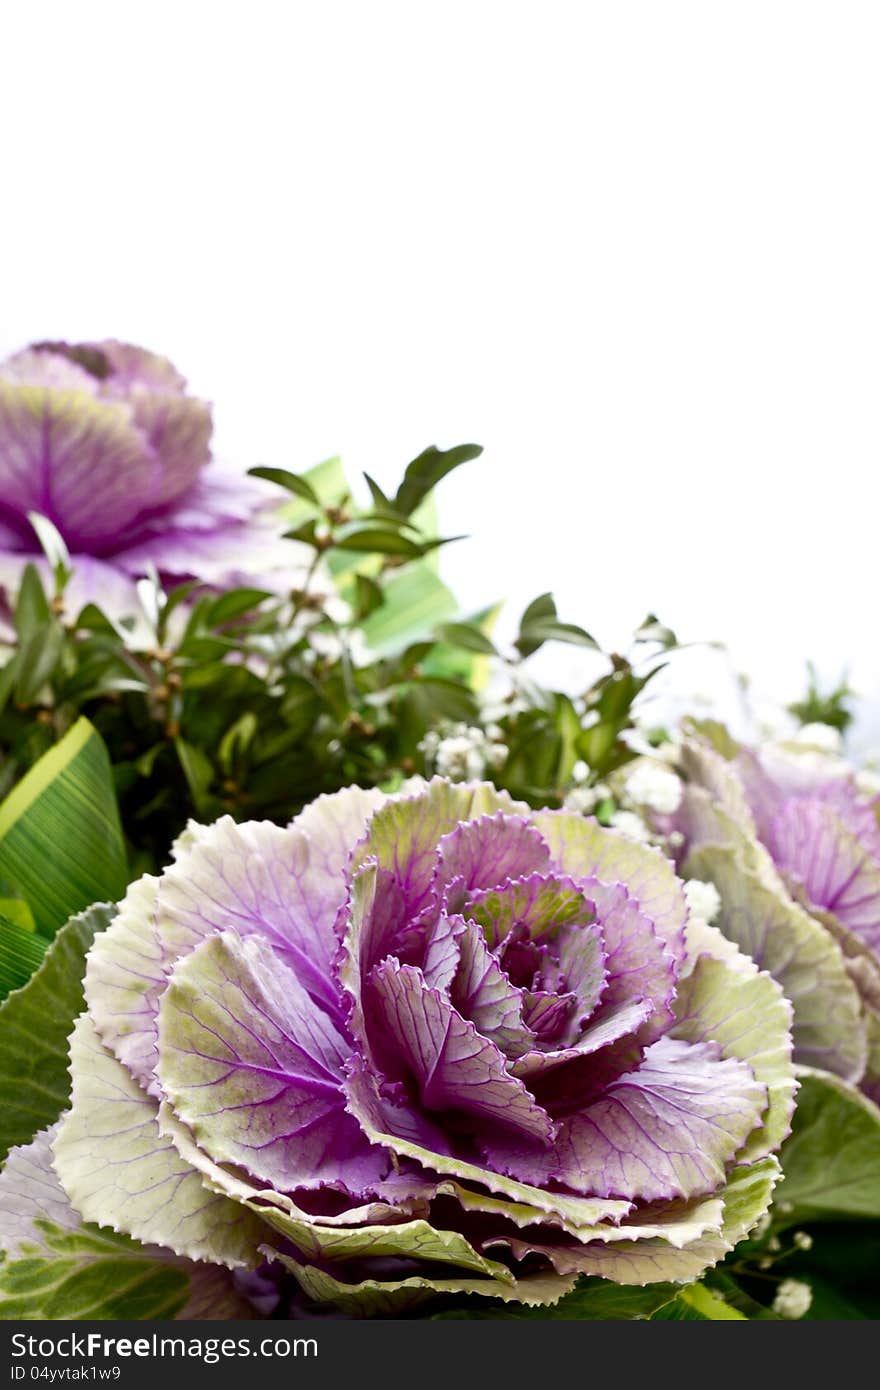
left=0, top=719, right=127, bottom=936
left=0, top=902, right=115, bottom=1162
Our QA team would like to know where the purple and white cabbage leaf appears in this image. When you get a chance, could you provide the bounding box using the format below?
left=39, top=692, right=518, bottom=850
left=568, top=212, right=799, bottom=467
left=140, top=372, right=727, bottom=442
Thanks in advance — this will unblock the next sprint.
left=11, top=780, right=795, bottom=1314
left=673, top=732, right=880, bottom=1103
left=0, top=340, right=291, bottom=617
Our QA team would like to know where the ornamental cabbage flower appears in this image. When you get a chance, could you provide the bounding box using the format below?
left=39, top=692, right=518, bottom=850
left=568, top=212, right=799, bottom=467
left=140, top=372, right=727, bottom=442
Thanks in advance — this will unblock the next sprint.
left=0, top=340, right=290, bottom=618
left=7, top=781, right=794, bottom=1315
left=671, top=731, right=880, bottom=1102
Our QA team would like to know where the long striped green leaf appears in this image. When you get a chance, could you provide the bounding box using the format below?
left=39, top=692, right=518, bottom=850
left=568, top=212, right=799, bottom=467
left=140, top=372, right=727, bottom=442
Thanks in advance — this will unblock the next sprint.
left=0, top=718, right=127, bottom=937
left=0, top=902, right=115, bottom=1163
left=0, top=913, right=48, bottom=1000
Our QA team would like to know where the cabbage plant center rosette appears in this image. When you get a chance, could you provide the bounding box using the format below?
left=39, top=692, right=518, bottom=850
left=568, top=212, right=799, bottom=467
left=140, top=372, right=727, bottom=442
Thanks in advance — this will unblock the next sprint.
left=29, top=781, right=796, bottom=1314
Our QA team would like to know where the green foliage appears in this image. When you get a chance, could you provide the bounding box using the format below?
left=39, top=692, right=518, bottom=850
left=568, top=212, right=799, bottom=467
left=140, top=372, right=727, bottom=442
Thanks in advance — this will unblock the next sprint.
left=0, top=449, right=680, bottom=871
left=773, top=1069, right=880, bottom=1225
left=434, top=1276, right=681, bottom=1320
left=0, top=718, right=127, bottom=936
left=0, top=903, right=114, bottom=1162
left=0, top=1221, right=190, bottom=1320
left=788, top=660, right=854, bottom=733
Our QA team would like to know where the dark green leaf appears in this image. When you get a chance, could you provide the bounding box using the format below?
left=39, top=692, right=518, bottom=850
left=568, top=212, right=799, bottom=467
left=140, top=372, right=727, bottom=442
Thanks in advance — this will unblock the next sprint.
left=207, top=588, right=273, bottom=626
left=516, top=618, right=597, bottom=659
left=0, top=902, right=114, bottom=1161
left=394, top=443, right=482, bottom=517
left=249, top=466, right=321, bottom=505
left=362, top=472, right=395, bottom=513
left=519, top=592, right=557, bottom=627
left=174, top=738, right=214, bottom=815
left=434, top=623, right=498, bottom=656
left=354, top=574, right=385, bottom=621
left=14, top=564, right=50, bottom=643
left=334, top=527, right=423, bottom=558
left=14, top=622, right=65, bottom=704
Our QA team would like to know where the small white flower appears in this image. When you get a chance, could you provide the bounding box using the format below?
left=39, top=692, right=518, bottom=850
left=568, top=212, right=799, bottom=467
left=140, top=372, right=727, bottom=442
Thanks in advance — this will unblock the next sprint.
left=624, top=762, right=683, bottom=815
left=791, top=722, right=843, bottom=755
left=792, top=1231, right=813, bottom=1252
left=571, top=759, right=590, bottom=785
left=610, top=810, right=652, bottom=844
left=684, top=879, right=722, bottom=927
left=485, top=741, right=509, bottom=772
left=309, top=630, right=344, bottom=663
left=418, top=730, right=441, bottom=759
left=435, top=731, right=486, bottom=781
left=564, top=786, right=600, bottom=816
left=321, top=593, right=353, bottom=626
left=772, top=1278, right=812, bottom=1320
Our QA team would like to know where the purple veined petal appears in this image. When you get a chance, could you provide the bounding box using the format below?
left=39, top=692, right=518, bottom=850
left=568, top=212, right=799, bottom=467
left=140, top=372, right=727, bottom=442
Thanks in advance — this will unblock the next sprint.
left=737, top=744, right=880, bottom=858
left=579, top=877, right=677, bottom=1044
left=735, top=747, right=791, bottom=842
left=461, top=872, right=597, bottom=950
left=158, top=458, right=283, bottom=532
left=463, top=874, right=606, bottom=1032
left=348, top=779, right=530, bottom=924
left=367, top=959, right=557, bottom=1146
left=337, top=862, right=411, bottom=1056
left=157, top=817, right=350, bottom=1022
left=433, top=815, right=552, bottom=908
left=91, top=340, right=188, bottom=395
left=512, top=877, right=681, bottom=1109
left=343, top=1056, right=635, bottom=1229
left=484, top=1036, right=767, bottom=1202
left=0, top=1123, right=260, bottom=1320
left=450, top=921, right=535, bottom=1059
left=88, top=817, right=356, bottom=1097
left=0, top=347, right=100, bottom=394
left=512, top=996, right=654, bottom=1084
left=769, top=799, right=880, bottom=952
left=817, top=781, right=880, bottom=861
left=111, top=516, right=302, bottom=590
left=290, top=784, right=387, bottom=903
left=157, top=930, right=390, bottom=1196
left=85, top=874, right=166, bottom=1095
left=521, top=990, right=579, bottom=1040
left=531, top=810, right=689, bottom=968
left=0, top=1124, right=82, bottom=1253
left=422, top=912, right=464, bottom=992
left=121, top=391, right=213, bottom=512
left=0, top=378, right=160, bottom=546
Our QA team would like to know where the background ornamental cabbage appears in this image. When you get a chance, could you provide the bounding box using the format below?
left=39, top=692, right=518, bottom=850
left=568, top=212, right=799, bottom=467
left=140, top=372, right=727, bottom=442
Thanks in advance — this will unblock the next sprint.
left=2, top=778, right=796, bottom=1316
left=0, top=340, right=291, bottom=619
left=669, top=730, right=880, bottom=1105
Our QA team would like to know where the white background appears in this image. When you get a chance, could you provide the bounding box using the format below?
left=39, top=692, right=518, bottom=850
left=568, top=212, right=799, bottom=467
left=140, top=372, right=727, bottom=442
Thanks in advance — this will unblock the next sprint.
left=2, top=2, right=877, bottom=745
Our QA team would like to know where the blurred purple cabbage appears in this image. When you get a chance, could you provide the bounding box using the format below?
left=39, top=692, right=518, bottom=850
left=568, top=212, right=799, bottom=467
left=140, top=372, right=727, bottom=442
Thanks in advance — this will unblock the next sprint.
left=0, top=339, right=291, bottom=617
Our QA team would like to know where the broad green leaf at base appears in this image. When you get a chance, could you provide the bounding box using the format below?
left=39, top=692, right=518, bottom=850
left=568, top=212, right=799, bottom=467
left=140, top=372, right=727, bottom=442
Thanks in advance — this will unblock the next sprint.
left=774, top=1068, right=880, bottom=1225
left=0, top=902, right=114, bottom=1163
